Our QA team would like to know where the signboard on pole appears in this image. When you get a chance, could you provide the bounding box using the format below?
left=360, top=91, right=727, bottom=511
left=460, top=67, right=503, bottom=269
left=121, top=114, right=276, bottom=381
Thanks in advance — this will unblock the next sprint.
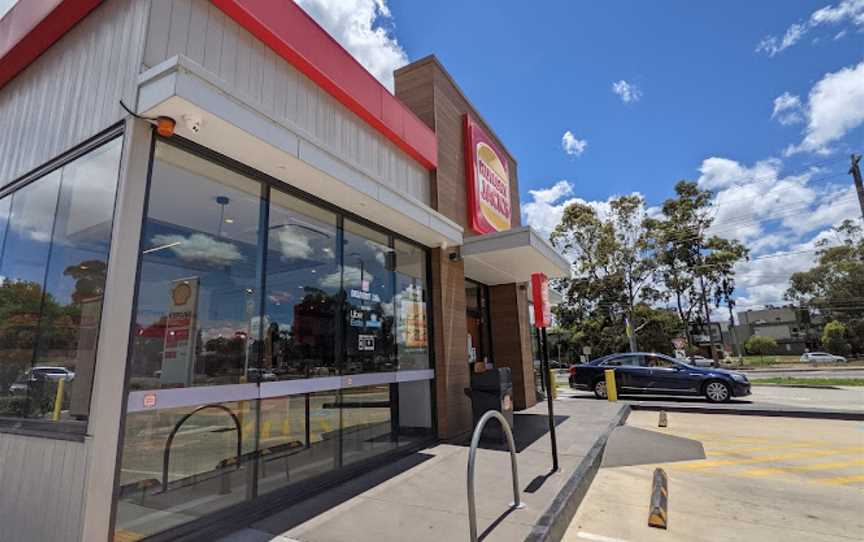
left=531, top=272, right=552, bottom=329
left=160, top=278, right=199, bottom=386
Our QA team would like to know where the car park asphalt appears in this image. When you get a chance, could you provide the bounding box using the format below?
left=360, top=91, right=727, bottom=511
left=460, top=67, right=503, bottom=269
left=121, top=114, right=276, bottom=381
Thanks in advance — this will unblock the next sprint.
left=565, top=411, right=864, bottom=542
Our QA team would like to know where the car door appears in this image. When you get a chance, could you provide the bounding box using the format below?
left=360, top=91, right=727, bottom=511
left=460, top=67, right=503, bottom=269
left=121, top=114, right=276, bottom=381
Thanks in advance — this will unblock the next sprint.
left=602, top=354, right=651, bottom=391
left=647, top=355, right=701, bottom=394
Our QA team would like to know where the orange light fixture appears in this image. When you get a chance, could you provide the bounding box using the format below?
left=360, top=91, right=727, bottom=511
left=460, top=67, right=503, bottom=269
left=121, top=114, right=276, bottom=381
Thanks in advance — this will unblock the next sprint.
left=156, top=116, right=176, bottom=137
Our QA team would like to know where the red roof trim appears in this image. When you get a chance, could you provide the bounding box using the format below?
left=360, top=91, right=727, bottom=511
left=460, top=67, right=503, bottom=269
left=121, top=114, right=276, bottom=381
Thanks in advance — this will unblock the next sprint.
left=211, top=0, right=437, bottom=170
left=0, top=0, right=103, bottom=90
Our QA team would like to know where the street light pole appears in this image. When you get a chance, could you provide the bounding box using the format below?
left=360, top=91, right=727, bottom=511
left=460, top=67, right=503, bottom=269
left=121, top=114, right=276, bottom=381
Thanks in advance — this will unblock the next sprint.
left=850, top=154, right=864, bottom=221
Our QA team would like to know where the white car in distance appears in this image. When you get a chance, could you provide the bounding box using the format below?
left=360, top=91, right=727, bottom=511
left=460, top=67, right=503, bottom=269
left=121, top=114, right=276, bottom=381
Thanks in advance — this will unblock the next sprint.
left=800, top=352, right=847, bottom=363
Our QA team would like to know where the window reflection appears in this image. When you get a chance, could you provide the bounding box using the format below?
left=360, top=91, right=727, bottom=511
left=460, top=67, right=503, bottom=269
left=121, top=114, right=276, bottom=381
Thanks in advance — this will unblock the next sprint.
left=264, top=190, right=339, bottom=379
left=0, top=138, right=121, bottom=426
left=128, top=143, right=264, bottom=389
left=343, top=221, right=395, bottom=374
left=116, top=400, right=256, bottom=538
left=340, top=384, right=395, bottom=465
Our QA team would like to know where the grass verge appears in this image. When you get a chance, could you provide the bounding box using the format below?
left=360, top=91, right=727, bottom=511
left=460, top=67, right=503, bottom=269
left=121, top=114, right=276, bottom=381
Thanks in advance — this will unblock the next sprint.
left=751, top=377, right=864, bottom=386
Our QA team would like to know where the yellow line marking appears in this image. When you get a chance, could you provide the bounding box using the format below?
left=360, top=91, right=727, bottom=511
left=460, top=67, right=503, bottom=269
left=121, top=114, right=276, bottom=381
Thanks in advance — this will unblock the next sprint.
left=743, top=459, right=864, bottom=477
left=707, top=442, right=828, bottom=455
left=676, top=447, right=864, bottom=470
left=817, top=474, right=864, bottom=486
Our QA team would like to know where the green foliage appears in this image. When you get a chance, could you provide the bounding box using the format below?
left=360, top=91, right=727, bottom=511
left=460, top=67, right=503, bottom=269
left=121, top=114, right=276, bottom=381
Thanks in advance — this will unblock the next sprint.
left=650, top=182, right=748, bottom=347
left=787, top=219, right=864, bottom=355
left=821, top=320, right=850, bottom=356
left=745, top=335, right=778, bottom=356
left=550, top=181, right=747, bottom=358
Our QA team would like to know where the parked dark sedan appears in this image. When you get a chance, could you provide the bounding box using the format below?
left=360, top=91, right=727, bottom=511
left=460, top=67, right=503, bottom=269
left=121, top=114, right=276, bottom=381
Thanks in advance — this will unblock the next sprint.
left=569, top=352, right=751, bottom=403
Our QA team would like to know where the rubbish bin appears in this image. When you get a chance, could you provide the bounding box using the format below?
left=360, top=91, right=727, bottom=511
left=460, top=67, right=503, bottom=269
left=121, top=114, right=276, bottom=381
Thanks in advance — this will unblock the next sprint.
left=467, top=367, right=514, bottom=442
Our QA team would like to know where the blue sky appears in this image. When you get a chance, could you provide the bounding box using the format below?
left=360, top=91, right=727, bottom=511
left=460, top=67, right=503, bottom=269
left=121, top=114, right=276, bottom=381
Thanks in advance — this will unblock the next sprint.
left=299, top=0, right=864, bottom=313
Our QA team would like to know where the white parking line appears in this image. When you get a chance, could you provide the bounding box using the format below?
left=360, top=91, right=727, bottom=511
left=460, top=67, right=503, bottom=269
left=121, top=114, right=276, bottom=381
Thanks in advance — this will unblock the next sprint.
left=576, top=531, right=631, bottom=542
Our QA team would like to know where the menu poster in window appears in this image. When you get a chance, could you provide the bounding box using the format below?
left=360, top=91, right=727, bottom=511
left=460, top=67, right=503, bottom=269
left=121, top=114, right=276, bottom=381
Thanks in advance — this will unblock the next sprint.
left=160, top=278, right=200, bottom=386
left=400, top=284, right=427, bottom=349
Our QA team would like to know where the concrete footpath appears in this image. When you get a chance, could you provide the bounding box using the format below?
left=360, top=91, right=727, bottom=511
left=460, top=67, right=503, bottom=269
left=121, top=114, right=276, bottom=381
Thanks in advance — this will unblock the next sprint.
left=215, top=399, right=628, bottom=542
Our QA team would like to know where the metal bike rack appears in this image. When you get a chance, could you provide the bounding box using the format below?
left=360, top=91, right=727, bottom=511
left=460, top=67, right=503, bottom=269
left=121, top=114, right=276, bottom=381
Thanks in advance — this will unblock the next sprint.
left=467, top=410, right=523, bottom=542
left=162, top=404, right=242, bottom=493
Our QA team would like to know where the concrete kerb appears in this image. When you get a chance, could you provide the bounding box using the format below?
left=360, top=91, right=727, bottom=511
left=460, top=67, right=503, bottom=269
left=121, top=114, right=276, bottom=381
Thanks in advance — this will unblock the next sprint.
left=523, top=403, right=631, bottom=542
left=630, top=404, right=864, bottom=421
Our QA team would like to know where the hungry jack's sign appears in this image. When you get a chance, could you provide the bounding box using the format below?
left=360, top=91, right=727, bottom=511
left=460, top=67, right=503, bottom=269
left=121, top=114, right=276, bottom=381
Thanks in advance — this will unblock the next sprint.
left=464, top=114, right=512, bottom=234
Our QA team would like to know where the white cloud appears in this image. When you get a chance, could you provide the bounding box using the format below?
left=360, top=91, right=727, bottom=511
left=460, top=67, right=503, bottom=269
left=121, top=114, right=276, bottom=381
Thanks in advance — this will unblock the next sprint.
left=150, top=233, right=244, bottom=265
left=521, top=180, right=640, bottom=243
left=785, top=60, right=864, bottom=155
left=756, top=0, right=864, bottom=56
left=694, top=153, right=860, bottom=311
left=611, top=80, right=642, bottom=103
left=771, top=92, right=804, bottom=125
left=696, top=157, right=781, bottom=190
left=756, top=23, right=807, bottom=56
left=296, top=0, right=408, bottom=92
left=275, top=229, right=313, bottom=259
left=319, top=265, right=374, bottom=289
left=561, top=131, right=588, bottom=156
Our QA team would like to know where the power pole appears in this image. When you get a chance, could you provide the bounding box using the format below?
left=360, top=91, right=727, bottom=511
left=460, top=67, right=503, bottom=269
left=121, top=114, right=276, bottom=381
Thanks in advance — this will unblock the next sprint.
left=851, top=154, right=864, bottom=221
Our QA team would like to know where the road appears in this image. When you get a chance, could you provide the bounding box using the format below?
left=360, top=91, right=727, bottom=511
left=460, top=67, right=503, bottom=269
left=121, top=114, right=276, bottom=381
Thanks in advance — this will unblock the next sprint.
left=555, top=372, right=864, bottom=413
left=565, top=411, right=864, bottom=542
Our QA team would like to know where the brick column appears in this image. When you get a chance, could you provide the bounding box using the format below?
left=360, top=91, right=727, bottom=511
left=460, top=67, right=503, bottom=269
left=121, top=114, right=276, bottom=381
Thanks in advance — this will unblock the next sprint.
left=488, top=283, right=537, bottom=410
left=430, top=248, right=472, bottom=440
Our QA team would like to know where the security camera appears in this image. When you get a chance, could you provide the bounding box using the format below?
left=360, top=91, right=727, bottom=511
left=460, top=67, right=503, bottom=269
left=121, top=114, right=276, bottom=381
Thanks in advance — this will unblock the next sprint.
left=183, top=114, right=202, bottom=133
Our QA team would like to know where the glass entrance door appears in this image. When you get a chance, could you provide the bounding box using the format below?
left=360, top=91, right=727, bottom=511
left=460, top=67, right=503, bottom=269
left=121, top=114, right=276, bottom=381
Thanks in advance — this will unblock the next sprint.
left=465, top=279, right=492, bottom=368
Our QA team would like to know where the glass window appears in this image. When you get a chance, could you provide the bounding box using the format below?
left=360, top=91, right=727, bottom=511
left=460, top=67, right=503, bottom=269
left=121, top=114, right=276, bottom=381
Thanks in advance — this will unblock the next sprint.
left=0, top=137, right=121, bottom=428
left=343, top=221, right=395, bottom=374
left=115, top=399, right=257, bottom=538
left=603, top=354, right=646, bottom=367
left=264, top=189, right=339, bottom=379
left=340, top=384, right=395, bottom=465
left=394, top=240, right=429, bottom=370
left=115, top=141, right=435, bottom=540
left=647, top=355, right=677, bottom=369
left=128, top=143, right=264, bottom=389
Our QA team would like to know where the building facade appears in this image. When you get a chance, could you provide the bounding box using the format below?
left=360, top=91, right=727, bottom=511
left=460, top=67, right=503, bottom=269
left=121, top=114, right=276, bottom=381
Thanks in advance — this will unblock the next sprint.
left=734, top=306, right=815, bottom=354
left=0, top=2, right=568, bottom=541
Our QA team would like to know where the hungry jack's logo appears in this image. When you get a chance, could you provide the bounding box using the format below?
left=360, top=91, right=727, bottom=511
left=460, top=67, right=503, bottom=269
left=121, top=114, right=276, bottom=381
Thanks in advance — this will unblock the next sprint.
left=464, top=115, right=512, bottom=234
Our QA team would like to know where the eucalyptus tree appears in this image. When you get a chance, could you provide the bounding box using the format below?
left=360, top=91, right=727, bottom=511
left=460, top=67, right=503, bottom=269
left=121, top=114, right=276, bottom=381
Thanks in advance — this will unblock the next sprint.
left=551, top=194, right=660, bottom=352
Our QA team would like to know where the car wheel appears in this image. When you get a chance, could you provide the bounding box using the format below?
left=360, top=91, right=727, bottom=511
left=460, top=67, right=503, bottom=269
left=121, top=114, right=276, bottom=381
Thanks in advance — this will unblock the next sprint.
left=593, top=379, right=608, bottom=399
left=704, top=381, right=730, bottom=403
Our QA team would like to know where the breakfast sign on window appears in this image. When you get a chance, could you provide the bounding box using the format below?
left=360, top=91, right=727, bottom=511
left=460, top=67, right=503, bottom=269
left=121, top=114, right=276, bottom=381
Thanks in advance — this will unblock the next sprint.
left=464, top=114, right=512, bottom=234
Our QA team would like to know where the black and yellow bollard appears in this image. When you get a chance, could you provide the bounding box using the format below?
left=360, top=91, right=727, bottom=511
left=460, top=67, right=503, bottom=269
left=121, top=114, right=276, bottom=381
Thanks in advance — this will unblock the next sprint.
left=648, top=468, right=669, bottom=529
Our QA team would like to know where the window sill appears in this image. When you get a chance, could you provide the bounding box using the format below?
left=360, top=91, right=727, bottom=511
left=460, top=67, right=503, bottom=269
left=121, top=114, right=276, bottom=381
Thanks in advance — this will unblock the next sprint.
left=0, top=417, right=87, bottom=443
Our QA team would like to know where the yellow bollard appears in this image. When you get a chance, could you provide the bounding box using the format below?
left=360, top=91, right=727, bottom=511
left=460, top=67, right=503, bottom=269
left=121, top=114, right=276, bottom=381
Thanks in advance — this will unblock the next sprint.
left=52, top=378, right=65, bottom=421
left=547, top=368, right=557, bottom=400
left=604, top=369, right=618, bottom=401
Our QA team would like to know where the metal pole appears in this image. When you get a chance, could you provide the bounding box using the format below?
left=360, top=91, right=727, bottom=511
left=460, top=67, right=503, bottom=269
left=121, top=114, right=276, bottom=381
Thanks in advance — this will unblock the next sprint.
left=467, top=410, right=523, bottom=542
left=541, top=327, right=559, bottom=472
left=850, top=153, right=864, bottom=220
